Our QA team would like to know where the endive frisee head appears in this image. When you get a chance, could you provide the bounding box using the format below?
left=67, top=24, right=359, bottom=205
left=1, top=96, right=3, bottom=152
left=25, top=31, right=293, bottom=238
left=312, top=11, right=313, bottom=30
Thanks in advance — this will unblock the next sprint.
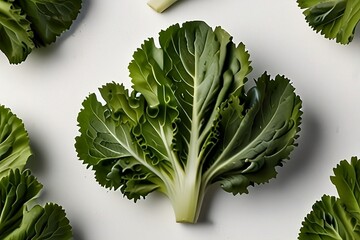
left=76, top=20, right=302, bottom=223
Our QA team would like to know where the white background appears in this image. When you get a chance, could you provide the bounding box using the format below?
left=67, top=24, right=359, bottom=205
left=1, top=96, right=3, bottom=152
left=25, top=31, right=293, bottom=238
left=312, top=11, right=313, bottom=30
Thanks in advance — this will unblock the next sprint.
left=2, top=0, right=360, bottom=239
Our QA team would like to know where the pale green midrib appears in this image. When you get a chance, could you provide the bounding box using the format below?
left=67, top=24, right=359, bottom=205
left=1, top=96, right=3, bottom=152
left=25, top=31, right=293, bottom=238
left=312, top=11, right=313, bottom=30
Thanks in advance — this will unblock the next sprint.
left=147, top=0, right=177, bottom=13
left=203, top=84, right=293, bottom=184
left=158, top=123, right=185, bottom=187
left=183, top=30, right=222, bottom=175
left=171, top=42, right=203, bottom=222
left=184, top=44, right=201, bottom=177
left=197, top=65, right=222, bottom=144
left=136, top=55, right=186, bottom=187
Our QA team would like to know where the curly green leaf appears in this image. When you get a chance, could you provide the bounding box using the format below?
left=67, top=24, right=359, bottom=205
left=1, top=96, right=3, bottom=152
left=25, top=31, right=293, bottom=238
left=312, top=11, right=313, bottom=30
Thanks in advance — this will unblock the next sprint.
left=17, top=0, right=82, bottom=46
left=76, top=21, right=302, bottom=223
left=299, top=157, right=360, bottom=239
left=331, top=157, right=360, bottom=222
left=0, top=0, right=34, bottom=64
left=205, top=73, right=302, bottom=194
left=0, top=105, right=31, bottom=179
left=298, top=0, right=360, bottom=44
left=0, top=105, right=73, bottom=239
left=299, top=195, right=360, bottom=240
left=0, top=0, right=82, bottom=63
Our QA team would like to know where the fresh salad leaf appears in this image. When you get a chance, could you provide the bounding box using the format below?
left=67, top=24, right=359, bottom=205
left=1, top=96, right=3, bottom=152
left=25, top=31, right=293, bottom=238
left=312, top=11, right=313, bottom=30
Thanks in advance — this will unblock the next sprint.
left=0, top=104, right=73, bottom=239
left=0, top=169, right=72, bottom=240
left=297, top=0, right=360, bottom=44
left=299, top=157, right=360, bottom=239
left=76, top=20, right=302, bottom=223
left=0, top=0, right=82, bottom=64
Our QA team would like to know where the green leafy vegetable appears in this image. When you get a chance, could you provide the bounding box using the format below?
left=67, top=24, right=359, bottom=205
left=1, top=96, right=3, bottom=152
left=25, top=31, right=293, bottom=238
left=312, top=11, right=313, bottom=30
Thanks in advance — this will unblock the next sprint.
left=0, top=105, right=31, bottom=179
left=0, top=0, right=82, bottom=64
left=75, top=20, right=302, bottom=223
left=297, top=0, right=360, bottom=44
left=299, top=157, right=360, bottom=239
left=0, top=104, right=73, bottom=239
left=147, top=0, right=178, bottom=13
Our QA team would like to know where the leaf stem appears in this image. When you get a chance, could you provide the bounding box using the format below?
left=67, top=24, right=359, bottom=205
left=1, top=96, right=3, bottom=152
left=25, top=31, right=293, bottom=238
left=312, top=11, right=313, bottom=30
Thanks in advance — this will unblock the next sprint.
left=147, top=0, right=178, bottom=13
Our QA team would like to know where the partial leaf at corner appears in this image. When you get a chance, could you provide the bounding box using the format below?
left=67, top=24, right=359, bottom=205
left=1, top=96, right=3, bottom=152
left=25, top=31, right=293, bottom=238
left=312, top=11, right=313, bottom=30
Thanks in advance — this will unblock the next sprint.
left=0, top=0, right=34, bottom=63
left=0, top=169, right=72, bottom=240
left=17, top=0, right=82, bottom=46
left=0, top=169, right=42, bottom=238
left=299, top=195, right=360, bottom=240
left=298, top=0, right=360, bottom=44
left=331, top=156, right=360, bottom=222
left=4, top=203, right=73, bottom=240
left=0, top=105, right=32, bottom=179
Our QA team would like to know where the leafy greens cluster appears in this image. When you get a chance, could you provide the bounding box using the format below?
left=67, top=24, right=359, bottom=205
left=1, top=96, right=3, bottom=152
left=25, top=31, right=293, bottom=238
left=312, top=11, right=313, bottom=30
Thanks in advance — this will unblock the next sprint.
left=299, top=157, right=360, bottom=239
left=76, top=20, right=302, bottom=223
left=0, top=104, right=73, bottom=239
left=298, top=0, right=360, bottom=44
left=0, top=0, right=82, bottom=64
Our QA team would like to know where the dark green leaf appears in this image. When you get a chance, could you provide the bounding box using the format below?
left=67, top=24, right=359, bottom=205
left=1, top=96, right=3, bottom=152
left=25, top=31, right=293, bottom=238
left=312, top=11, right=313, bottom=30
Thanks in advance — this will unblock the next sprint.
left=76, top=21, right=302, bottom=223
left=207, top=73, right=302, bottom=194
left=17, top=0, right=82, bottom=46
left=298, top=0, right=360, bottom=44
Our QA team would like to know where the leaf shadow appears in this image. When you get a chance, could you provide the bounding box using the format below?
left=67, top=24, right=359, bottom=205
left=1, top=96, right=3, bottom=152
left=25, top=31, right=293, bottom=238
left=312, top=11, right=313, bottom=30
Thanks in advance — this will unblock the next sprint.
left=57, top=0, right=91, bottom=44
left=272, top=109, right=322, bottom=187
left=351, top=23, right=360, bottom=46
left=72, top=222, right=86, bottom=240
left=25, top=138, right=47, bottom=177
left=195, top=184, right=220, bottom=225
left=25, top=139, right=85, bottom=240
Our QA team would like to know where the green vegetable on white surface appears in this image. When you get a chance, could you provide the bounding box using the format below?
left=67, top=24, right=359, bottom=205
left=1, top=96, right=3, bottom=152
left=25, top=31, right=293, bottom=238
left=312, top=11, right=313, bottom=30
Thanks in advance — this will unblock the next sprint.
left=299, top=157, right=360, bottom=239
left=75, top=20, right=302, bottom=223
left=148, top=0, right=178, bottom=13
left=0, top=0, right=82, bottom=64
left=298, top=0, right=360, bottom=44
left=0, top=104, right=73, bottom=239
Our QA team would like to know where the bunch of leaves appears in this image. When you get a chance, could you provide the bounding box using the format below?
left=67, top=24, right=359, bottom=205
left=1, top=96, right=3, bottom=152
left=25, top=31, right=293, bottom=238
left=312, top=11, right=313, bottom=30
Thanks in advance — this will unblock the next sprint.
left=75, top=20, right=302, bottom=223
left=297, top=0, right=360, bottom=44
left=0, top=104, right=72, bottom=239
left=0, top=0, right=82, bottom=64
left=299, top=156, right=360, bottom=239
